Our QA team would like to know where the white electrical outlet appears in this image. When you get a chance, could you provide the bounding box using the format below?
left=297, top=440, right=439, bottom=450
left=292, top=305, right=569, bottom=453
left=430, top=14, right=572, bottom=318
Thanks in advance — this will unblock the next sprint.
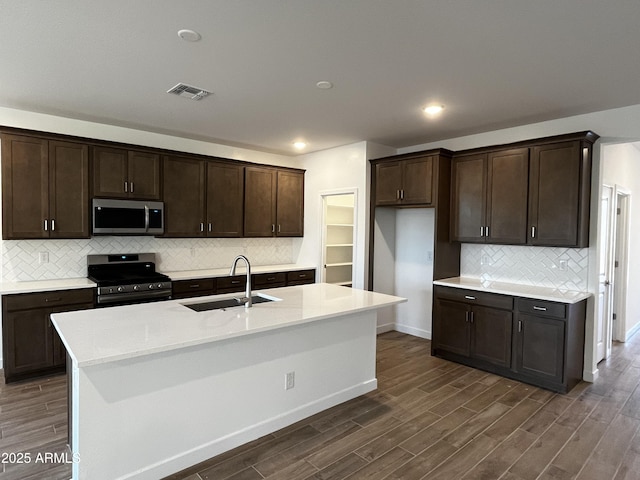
left=558, top=259, right=569, bottom=271
left=38, top=252, right=49, bottom=264
left=285, top=371, right=295, bottom=390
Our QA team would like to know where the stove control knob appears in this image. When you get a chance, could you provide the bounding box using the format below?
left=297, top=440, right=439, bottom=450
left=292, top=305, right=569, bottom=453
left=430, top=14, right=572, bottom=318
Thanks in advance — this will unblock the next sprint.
left=157, top=283, right=164, bottom=289
left=148, top=284, right=154, bottom=290
left=133, top=285, right=140, bottom=291
left=117, top=286, right=125, bottom=293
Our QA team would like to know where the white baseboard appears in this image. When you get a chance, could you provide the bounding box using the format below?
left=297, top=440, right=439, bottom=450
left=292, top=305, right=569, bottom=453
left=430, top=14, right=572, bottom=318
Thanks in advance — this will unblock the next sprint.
left=625, top=322, right=640, bottom=342
left=583, top=368, right=599, bottom=383
left=136, top=380, right=377, bottom=480
left=394, top=323, right=431, bottom=340
left=376, top=322, right=395, bottom=335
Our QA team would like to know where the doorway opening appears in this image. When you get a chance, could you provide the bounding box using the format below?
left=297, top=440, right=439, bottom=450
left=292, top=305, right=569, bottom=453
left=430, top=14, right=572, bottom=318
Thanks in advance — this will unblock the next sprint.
left=321, top=191, right=356, bottom=287
left=597, top=184, right=630, bottom=363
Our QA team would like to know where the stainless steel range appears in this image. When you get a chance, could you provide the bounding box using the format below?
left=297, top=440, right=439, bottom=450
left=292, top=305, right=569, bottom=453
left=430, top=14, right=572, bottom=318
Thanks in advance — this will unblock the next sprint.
left=88, top=253, right=172, bottom=306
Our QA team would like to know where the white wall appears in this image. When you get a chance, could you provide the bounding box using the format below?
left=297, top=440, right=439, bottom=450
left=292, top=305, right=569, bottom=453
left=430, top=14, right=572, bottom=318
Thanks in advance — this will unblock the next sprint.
left=601, top=142, right=640, bottom=339
left=295, top=142, right=373, bottom=289
left=399, top=102, right=640, bottom=383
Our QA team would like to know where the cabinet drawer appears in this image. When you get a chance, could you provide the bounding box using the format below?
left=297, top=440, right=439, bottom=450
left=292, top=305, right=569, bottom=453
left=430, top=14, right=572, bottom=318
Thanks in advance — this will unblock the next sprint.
left=3, top=288, right=95, bottom=312
left=517, top=298, right=566, bottom=319
left=252, top=272, right=286, bottom=289
left=286, top=269, right=316, bottom=285
left=217, top=275, right=247, bottom=293
left=172, top=278, right=216, bottom=298
left=434, top=286, right=513, bottom=310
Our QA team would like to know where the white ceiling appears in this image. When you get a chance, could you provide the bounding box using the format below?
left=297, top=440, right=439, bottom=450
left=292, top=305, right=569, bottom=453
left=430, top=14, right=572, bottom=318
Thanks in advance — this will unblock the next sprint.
left=2, top=1, right=640, bottom=155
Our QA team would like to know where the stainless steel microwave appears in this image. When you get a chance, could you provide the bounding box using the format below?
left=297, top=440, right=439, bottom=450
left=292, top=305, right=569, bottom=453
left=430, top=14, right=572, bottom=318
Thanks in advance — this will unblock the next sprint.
left=92, top=198, right=164, bottom=235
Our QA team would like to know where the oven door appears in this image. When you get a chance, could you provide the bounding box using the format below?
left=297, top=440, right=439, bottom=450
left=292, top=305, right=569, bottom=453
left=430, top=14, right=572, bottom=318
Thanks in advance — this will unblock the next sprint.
left=92, top=198, right=164, bottom=235
left=96, top=289, right=172, bottom=307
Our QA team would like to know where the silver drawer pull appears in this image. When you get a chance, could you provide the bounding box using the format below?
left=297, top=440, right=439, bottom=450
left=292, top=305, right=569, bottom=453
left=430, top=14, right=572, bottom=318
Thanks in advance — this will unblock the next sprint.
left=533, top=306, right=547, bottom=311
left=464, top=295, right=476, bottom=300
left=189, top=284, right=200, bottom=288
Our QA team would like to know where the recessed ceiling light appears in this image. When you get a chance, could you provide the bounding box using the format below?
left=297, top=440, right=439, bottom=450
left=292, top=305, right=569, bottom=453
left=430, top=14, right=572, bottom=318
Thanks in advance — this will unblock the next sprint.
left=293, top=141, right=307, bottom=150
left=177, top=29, right=201, bottom=42
left=423, top=104, right=445, bottom=115
left=316, top=81, right=333, bottom=90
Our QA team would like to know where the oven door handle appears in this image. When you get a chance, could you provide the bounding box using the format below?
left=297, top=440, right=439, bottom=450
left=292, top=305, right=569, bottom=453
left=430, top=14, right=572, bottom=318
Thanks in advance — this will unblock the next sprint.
left=97, top=289, right=172, bottom=306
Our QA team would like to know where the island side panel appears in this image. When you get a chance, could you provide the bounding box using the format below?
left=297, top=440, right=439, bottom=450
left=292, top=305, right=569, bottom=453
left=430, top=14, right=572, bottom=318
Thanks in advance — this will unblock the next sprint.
left=72, top=310, right=377, bottom=480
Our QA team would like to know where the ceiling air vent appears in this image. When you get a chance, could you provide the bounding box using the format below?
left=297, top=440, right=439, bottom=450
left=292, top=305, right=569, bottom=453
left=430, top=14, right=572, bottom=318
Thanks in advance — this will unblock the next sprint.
left=166, top=83, right=211, bottom=100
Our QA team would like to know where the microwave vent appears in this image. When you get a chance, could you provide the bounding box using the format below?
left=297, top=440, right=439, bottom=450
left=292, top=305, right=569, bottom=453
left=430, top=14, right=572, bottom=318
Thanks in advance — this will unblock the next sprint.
left=166, top=83, right=211, bottom=100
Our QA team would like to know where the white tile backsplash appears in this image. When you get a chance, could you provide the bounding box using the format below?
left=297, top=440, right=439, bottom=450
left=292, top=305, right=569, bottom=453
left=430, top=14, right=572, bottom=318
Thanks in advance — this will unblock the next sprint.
left=1, top=237, right=295, bottom=282
left=460, top=244, right=588, bottom=291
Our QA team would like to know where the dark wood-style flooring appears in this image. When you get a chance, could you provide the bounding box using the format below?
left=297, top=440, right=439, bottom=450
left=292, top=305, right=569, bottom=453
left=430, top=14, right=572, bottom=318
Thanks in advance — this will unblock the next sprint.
left=2, top=331, right=640, bottom=480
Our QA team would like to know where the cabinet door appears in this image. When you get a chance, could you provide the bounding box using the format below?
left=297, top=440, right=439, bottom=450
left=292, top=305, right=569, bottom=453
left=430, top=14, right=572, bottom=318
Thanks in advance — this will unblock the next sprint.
left=433, top=299, right=471, bottom=357
left=244, top=166, right=277, bottom=237
left=2, top=308, right=53, bottom=377
left=375, top=162, right=402, bottom=206
left=92, top=146, right=128, bottom=198
left=402, top=156, right=433, bottom=205
left=207, top=162, right=244, bottom=237
left=276, top=170, right=304, bottom=237
left=486, top=148, right=529, bottom=244
left=49, top=141, right=90, bottom=238
left=470, top=305, right=513, bottom=368
left=515, top=313, right=565, bottom=384
left=1, top=134, right=49, bottom=239
left=451, top=153, right=486, bottom=242
left=529, top=141, right=582, bottom=246
left=162, top=155, right=206, bottom=237
left=128, top=151, right=161, bottom=200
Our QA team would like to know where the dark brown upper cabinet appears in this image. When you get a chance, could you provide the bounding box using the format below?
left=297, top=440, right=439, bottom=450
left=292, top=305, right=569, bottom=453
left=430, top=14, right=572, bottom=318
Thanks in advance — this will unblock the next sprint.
left=451, top=148, right=529, bottom=244
left=375, top=155, right=434, bottom=206
left=528, top=140, right=592, bottom=247
left=162, top=155, right=206, bottom=237
left=451, top=132, right=597, bottom=248
left=2, top=134, right=90, bottom=239
left=244, top=166, right=304, bottom=237
left=206, top=161, right=245, bottom=237
left=162, top=156, right=245, bottom=238
left=92, top=146, right=161, bottom=200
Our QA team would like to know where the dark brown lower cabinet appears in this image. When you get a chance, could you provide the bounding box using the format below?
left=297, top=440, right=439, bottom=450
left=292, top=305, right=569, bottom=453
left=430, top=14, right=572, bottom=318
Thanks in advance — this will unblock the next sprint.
left=433, top=288, right=512, bottom=369
left=433, top=285, right=586, bottom=393
left=2, top=288, right=95, bottom=383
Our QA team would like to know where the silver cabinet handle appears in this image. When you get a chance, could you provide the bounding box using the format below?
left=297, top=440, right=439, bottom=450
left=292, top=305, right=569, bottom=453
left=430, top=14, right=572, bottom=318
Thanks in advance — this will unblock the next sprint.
left=469, top=311, right=474, bottom=323
left=533, top=306, right=547, bottom=311
left=485, top=226, right=489, bottom=237
left=51, top=219, right=55, bottom=231
left=400, top=189, right=405, bottom=200
left=518, top=320, right=522, bottom=332
left=531, top=226, right=536, bottom=238
left=465, top=311, right=469, bottom=322
left=124, top=181, right=128, bottom=193
left=208, top=223, right=212, bottom=232
left=130, top=182, right=134, bottom=193
left=464, top=295, right=476, bottom=300
left=480, top=226, right=484, bottom=237
left=43, top=219, right=48, bottom=231
left=272, top=224, right=275, bottom=233
left=200, top=223, right=204, bottom=232
left=278, top=224, right=281, bottom=233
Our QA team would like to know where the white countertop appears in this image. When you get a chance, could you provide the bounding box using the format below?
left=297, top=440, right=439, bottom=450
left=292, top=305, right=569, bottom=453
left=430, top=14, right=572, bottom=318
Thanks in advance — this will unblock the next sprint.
left=52, top=283, right=406, bottom=368
left=0, top=277, right=96, bottom=295
left=433, top=277, right=591, bottom=304
left=165, top=263, right=315, bottom=280
left=0, top=264, right=315, bottom=295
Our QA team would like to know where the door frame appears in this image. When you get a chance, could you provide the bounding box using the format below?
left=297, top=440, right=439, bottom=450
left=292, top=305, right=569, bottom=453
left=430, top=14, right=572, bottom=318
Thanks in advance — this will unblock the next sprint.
left=597, top=184, right=614, bottom=361
left=319, top=188, right=358, bottom=286
left=612, top=186, right=631, bottom=342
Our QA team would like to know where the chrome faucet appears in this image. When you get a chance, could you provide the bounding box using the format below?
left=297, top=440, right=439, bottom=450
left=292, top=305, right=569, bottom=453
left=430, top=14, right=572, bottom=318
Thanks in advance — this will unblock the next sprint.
left=229, top=255, right=252, bottom=308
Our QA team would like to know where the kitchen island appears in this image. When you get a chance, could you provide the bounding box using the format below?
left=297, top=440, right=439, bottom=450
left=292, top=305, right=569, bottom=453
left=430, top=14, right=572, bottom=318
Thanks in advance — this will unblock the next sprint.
left=52, top=283, right=405, bottom=480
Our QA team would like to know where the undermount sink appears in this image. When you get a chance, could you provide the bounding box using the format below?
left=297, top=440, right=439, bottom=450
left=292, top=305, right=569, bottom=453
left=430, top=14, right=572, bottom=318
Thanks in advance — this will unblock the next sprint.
left=183, top=295, right=275, bottom=312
